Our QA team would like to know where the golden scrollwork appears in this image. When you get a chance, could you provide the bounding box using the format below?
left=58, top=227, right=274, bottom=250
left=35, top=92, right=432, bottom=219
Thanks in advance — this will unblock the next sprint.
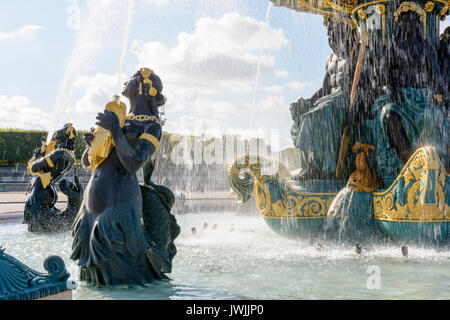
left=229, top=154, right=336, bottom=219
left=373, top=147, right=450, bottom=222
left=271, top=0, right=355, bottom=16
left=394, top=1, right=427, bottom=38
left=424, top=1, right=435, bottom=12
left=358, top=8, right=368, bottom=19
left=273, top=0, right=449, bottom=25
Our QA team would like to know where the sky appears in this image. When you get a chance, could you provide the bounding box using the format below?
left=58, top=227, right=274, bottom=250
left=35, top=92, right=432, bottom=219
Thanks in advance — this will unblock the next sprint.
left=0, top=0, right=449, bottom=150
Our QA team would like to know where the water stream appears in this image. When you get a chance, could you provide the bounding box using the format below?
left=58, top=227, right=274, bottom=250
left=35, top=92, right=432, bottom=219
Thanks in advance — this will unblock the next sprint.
left=46, top=1, right=131, bottom=143
left=249, top=2, right=273, bottom=130
left=115, top=0, right=135, bottom=97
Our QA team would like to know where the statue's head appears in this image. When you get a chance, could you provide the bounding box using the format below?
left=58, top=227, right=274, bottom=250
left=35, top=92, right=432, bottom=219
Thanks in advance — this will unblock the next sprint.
left=324, top=16, right=359, bottom=58
left=441, top=27, right=450, bottom=55
left=122, top=68, right=166, bottom=116
left=53, top=123, right=77, bottom=150
left=394, top=2, right=426, bottom=41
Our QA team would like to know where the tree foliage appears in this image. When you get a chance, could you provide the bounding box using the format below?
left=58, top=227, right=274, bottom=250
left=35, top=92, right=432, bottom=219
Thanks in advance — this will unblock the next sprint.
left=0, top=129, right=87, bottom=166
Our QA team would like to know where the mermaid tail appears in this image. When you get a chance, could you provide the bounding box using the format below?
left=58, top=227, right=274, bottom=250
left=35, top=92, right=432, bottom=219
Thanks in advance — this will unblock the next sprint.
left=141, top=182, right=180, bottom=273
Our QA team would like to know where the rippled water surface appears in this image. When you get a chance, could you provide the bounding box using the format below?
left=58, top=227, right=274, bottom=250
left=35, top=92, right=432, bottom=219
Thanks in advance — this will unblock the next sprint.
left=1, top=212, right=449, bottom=300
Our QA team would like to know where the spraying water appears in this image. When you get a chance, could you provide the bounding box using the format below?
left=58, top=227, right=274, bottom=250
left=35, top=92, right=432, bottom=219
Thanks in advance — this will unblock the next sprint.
left=46, top=1, right=131, bottom=143
left=115, top=0, right=134, bottom=97
left=249, top=2, right=273, bottom=130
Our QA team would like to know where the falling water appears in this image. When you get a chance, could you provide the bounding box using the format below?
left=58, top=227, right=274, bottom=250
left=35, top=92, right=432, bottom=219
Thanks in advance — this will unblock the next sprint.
left=46, top=1, right=130, bottom=143
left=249, top=2, right=273, bottom=130
left=115, top=0, right=134, bottom=96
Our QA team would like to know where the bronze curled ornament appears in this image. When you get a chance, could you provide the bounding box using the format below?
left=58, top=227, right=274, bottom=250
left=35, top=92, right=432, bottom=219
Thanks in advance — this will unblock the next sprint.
left=139, top=67, right=158, bottom=97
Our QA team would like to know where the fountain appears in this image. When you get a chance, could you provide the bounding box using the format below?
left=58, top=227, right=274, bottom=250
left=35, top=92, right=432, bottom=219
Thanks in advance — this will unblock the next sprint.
left=24, top=124, right=83, bottom=233
left=229, top=0, right=449, bottom=245
left=2, top=0, right=450, bottom=301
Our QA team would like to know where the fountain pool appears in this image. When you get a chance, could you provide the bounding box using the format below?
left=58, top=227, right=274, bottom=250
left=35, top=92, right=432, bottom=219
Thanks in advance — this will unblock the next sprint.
left=1, top=212, right=449, bottom=300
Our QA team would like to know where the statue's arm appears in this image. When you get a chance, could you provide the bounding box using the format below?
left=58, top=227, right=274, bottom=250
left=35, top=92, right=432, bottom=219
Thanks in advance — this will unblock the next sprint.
left=30, top=157, right=51, bottom=173
left=110, top=121, right=161, bottom=174
left=95, top=110, right=158, bottom=174
left=30, top=150, right=64, bottom=173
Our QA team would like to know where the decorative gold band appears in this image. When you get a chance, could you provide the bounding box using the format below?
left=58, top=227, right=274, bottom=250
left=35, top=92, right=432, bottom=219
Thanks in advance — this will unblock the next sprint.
left=126, top=114, right=159, bottom=122
left=45, top=156, right=54, bottom=168
left=139, top=133, right=160, bottom=152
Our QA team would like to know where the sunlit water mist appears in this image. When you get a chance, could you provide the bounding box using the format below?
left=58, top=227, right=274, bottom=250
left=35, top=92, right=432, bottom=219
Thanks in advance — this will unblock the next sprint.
left=115, top=0, right=134, bottom=96
left=46, top=0, right=132, bottom=143
left=249, top=2, right=273, bottom=129
left=1, top=213, right=449, bottom=299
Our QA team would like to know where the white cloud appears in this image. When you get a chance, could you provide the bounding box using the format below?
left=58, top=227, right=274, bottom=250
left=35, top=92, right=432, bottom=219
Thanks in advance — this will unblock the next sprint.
left=287, top=81, right=314, bottom=91
left=264, top=85, right=285, bottom=94
left=0, top=25, right=44, bottom=40
left=71, top=73, right=123, bottom=117
left=126, top=12, right=290, bottom=135
left=192, top=99, right=239, bottom=118
left=263, top=81, right=314, bottom=94
left=274, top=69, right=289, bottom=78
left=0, top=95, right=50, bottom=130
left=67, top=13, right=294, bottom=149
left=257, top=95, right=287, bottom=111
left=131, top=12, right=288, bottom=95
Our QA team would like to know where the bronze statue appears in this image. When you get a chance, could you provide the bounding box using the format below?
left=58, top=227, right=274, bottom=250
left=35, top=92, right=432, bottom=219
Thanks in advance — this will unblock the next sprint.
left=291, top=16, right=360, bottom=180
left=371, top=8, right=448, bottom=180
left=438, top=27, right=450, bottom=106
left=71, top=68, right=179, bottom=286
left=438, top=27, right=450, bottom=169
left=24, top=124, right=83, bottom=232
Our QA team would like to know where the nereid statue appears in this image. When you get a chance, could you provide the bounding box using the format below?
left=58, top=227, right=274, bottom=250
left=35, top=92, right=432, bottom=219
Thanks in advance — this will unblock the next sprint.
left=24, top=124, right=83, bottom=232
left=70, top=68, right=180, bottom=286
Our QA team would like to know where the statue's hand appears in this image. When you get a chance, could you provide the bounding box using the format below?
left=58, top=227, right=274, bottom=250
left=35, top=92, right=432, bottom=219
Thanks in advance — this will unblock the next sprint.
left=96, top=110, right=119, bottom=132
